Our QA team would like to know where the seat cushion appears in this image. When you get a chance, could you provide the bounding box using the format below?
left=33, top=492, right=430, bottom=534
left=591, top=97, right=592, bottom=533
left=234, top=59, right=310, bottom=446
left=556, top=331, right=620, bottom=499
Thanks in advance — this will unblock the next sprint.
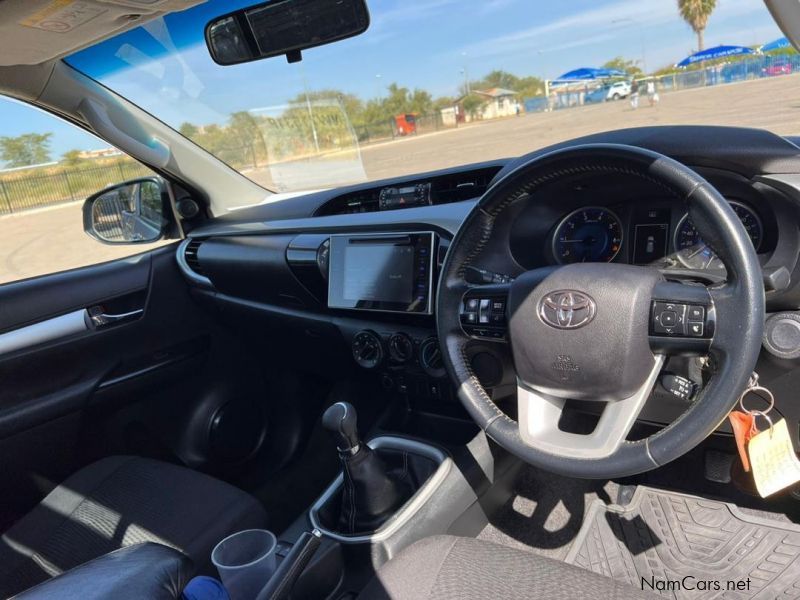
left=359, top=535, right=660, bottom=600
left=0, top=456, right=267, bottom=598
left=14, top=542, right=192, bottom=600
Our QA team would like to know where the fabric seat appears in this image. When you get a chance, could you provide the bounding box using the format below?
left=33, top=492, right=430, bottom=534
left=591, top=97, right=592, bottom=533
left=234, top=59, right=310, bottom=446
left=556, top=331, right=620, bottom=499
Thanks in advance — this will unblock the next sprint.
left=359, top=535, right=660, bottom=600
left=0, top=456, right=267, bottom=598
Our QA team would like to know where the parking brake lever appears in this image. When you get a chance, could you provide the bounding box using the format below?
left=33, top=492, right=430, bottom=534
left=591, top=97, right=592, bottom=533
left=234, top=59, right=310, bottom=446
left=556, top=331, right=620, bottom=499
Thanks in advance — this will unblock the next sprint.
left=255, top=530, right=323, bottom=600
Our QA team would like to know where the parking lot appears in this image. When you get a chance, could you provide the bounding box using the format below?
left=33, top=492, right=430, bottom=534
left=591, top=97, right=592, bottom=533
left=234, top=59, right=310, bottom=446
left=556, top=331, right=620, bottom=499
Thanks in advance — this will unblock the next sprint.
left=3, top=74, right=800, bottom=284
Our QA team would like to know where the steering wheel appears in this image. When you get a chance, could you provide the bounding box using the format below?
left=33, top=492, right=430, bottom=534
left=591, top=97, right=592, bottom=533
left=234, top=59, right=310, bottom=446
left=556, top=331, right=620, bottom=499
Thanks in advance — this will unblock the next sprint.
left=436, top=144, right=764, bottom=478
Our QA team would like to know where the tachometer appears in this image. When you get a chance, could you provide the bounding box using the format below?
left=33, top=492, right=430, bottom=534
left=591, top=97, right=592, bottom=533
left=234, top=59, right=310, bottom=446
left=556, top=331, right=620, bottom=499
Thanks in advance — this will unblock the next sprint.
left=674, top=201, right=762, bottom=269
left=552, top=207, right=623, bottom=264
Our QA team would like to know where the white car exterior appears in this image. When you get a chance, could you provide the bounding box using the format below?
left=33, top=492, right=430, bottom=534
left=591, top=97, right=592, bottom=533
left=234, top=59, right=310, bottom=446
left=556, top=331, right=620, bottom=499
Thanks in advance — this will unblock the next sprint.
left=606, top=81, right=631, bottom=100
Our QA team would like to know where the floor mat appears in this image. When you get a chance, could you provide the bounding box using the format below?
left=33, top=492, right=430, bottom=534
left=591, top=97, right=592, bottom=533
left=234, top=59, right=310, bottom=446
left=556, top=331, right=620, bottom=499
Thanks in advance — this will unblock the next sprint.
left=564, top=486, right=800, bottom=599
left=477, top=465, right=619, bottom=560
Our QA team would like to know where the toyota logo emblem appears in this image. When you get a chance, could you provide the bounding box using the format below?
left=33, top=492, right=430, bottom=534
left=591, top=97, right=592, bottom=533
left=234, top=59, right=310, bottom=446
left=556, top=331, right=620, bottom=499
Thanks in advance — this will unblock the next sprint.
left=538, top=290, right=597, bottom=329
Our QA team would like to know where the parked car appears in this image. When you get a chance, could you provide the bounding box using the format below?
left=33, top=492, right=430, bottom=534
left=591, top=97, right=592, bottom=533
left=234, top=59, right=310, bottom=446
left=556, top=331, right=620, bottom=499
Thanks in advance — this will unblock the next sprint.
left=584, top=86, right=609, bottom=103
left=763, top=57, right=792, bottom=76
left=606, top=80, right=631, bottom=99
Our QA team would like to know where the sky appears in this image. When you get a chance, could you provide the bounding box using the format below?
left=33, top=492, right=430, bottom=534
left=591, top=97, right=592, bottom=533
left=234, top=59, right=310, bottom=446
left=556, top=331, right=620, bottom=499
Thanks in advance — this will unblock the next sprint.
left=0, top=0, right=785, bottom=163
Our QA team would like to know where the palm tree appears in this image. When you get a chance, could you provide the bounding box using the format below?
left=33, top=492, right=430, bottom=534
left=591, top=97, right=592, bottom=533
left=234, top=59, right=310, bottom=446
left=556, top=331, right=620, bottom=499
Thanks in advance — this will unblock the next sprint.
left=678, top=0, right=717, bottom=51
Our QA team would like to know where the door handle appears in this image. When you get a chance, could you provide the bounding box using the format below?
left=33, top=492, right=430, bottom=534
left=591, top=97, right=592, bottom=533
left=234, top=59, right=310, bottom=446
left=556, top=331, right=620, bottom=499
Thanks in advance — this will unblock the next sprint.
left=87, top=306, right=144, bottom=328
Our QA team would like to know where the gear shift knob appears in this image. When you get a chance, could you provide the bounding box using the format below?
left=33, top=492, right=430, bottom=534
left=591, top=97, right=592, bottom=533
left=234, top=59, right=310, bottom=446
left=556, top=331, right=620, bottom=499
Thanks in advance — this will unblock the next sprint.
left=322, top=402, right=361, bottom=454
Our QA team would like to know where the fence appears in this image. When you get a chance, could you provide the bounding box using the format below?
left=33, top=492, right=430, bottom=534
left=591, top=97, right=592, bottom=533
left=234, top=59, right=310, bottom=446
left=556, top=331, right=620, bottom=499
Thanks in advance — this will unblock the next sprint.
left=525, top=53, right=800, bottom=113
left=0, top=161, right=153, bottom=215
left=353, top=112, right=457, bottom=144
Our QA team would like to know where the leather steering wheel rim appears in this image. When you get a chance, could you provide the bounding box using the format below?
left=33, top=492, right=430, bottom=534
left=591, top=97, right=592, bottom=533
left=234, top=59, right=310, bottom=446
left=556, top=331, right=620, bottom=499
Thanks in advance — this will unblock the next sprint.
left=436, top=143, right=765, bottom=479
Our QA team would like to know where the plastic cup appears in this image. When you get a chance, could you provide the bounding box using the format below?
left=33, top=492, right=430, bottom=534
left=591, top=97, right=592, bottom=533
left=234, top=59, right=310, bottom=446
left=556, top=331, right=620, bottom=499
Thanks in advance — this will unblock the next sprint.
left=211, top=529, right=278, bottom=600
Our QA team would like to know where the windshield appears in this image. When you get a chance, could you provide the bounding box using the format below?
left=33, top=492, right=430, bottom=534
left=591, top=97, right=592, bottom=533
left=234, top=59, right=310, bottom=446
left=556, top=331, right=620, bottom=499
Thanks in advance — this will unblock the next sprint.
left=66, top=0, right=788, bottom=207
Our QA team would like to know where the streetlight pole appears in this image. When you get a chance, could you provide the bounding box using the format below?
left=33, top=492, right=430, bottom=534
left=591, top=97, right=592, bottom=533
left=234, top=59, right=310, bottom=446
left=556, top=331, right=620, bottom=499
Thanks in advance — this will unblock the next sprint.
left=461, top=52, right=471, bottom=95
left=374, top=74, right=382, bottom=100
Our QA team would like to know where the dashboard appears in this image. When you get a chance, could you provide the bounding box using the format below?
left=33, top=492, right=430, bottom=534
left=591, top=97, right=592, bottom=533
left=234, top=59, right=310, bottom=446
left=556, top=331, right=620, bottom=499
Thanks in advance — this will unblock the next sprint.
left=177, top=125, right=800, bottom=432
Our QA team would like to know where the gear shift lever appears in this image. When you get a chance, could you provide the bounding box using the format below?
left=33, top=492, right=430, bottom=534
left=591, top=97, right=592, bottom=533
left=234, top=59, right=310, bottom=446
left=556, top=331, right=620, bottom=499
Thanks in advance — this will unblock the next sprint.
left=321, top=402, right=410, bottom=534
left=321, top=402, right=361, bottom=455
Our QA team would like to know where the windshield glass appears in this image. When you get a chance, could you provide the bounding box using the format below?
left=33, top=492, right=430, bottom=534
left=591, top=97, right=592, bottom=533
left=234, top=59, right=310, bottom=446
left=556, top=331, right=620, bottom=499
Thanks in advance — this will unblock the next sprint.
left=66, top=0, right=788, bottom=207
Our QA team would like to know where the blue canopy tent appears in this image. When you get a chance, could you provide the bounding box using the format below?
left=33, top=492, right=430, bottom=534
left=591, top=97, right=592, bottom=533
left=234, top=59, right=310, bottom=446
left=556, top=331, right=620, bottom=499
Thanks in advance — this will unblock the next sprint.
left=760, top=37, right=792, bottom=52
left=552, top=67, right=626, bottom=83
left=675, top=45, right=755, bottom=67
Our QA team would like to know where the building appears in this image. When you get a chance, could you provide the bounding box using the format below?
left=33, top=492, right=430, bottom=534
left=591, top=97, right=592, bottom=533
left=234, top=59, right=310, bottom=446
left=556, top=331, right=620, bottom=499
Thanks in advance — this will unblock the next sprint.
left=439, top=87, right=521, bottom=125
left=473, top=88, right=520, bottom=119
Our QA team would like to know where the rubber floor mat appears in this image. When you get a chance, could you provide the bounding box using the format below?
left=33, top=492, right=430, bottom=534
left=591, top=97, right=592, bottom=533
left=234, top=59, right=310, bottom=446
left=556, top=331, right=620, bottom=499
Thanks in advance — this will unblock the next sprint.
left=564, top=486, right=800, bottom=599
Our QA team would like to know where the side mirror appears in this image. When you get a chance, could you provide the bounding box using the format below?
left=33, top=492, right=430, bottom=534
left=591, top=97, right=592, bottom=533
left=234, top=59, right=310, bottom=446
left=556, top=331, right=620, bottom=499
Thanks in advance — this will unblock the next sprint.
left=205, top=0, right=370, bottom=66
left=83, top=178, right=168, bottom=245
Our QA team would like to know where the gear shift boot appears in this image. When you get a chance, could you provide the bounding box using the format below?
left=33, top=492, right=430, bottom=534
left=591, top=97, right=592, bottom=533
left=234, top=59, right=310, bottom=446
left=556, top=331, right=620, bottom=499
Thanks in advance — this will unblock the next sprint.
left=320, top=403, right=433, bottom=535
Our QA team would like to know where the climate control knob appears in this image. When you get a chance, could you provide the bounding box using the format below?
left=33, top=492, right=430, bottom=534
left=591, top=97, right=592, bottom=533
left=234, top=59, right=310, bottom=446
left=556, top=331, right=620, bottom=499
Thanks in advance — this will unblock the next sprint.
left=419, top=337, right=446, bottom=378
left=352, top=330, right=384, bottom=369
left=388, top=333, right=414, bottom=364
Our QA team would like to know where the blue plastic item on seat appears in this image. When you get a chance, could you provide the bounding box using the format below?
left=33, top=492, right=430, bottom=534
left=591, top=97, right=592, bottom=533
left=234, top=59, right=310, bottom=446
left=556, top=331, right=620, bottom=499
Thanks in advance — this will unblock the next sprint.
left=182, top=576, right=231, bottom=600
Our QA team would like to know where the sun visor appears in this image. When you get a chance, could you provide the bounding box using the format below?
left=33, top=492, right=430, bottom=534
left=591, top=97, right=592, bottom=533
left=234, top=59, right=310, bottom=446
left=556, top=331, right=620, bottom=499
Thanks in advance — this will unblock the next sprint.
left=0, top=0, right=206, bottom=66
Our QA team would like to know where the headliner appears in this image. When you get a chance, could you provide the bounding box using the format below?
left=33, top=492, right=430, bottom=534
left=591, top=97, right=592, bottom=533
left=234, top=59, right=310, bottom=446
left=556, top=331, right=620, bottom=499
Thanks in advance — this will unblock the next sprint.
left=0, top=0, right=206, bottom=66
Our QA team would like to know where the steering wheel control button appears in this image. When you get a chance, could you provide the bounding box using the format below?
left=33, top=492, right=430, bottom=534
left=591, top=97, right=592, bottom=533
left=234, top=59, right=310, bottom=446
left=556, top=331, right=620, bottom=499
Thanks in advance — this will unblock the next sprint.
left=661, top=374, right=696, bottom=401
left=688, top=305, right=705, bottom=321
left=652, top=302, right=687, bottom=335
left=660, top=311, right=677, bottom=326
left=650, top=300, right=712, bottom=341
left=461, top=293, right=508, bottom=340
left=478, top=299, right=491, bottom=324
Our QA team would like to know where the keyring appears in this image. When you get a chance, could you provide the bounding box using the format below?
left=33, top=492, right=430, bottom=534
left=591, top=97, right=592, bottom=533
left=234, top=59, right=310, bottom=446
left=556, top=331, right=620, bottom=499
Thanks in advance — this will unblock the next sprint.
left=738, top=386, right=775, bottom=415
left=750, top=409, right=774, bottom=436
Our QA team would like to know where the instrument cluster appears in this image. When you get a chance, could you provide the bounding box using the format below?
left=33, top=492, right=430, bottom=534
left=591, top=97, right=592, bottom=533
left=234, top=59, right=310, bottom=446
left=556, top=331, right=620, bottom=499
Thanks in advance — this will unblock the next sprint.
left=549, top=200, right=765, bottom=269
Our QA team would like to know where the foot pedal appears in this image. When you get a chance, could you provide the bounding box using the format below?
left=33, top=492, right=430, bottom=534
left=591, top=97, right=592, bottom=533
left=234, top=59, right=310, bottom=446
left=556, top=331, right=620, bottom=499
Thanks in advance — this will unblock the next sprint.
left=615, top=484, right=637, bottom=506
left=705, top=449, right=734, bottom=483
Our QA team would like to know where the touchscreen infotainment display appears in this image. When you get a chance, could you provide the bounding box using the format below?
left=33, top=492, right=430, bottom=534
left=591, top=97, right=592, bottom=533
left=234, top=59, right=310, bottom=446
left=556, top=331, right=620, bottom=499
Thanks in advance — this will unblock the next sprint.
left=328, top=232, right=434, bottom=313
left=342, top=244, right=414, bottom=303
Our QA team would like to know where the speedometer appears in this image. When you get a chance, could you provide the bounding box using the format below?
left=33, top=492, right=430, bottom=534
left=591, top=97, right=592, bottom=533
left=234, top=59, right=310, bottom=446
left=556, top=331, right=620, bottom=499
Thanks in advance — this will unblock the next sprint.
left=674, top=201, right=762, bottom=269
left=552, top=207, right=623, bottom=264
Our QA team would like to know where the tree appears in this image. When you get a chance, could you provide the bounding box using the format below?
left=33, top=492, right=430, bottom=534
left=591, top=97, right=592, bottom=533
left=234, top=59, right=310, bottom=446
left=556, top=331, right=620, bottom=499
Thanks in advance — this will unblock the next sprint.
left=462, top=94, right=485, bottom=119
left=475, top=70, right=519, bottom=91
left=61, top=149, right=84, bottom=167
left=409, top=89, right=433, bottom=114
left=514, top=76, right=545, bottom=98
left=0, top=133, right=52, bottom=167
left=179, top=122, right=199, bottom=139
left=468, top=70, right=544, bottom=99
left=602, top=57, right=643, bottom=77
left=433, top=96, right=455, bottom=111
left=678, top=0, right=717, bottom=51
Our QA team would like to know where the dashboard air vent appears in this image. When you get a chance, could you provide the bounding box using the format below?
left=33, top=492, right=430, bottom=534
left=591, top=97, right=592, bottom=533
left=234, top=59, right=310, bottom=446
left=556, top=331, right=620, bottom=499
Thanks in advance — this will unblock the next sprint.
left=184, top=239, right=205, bottom=275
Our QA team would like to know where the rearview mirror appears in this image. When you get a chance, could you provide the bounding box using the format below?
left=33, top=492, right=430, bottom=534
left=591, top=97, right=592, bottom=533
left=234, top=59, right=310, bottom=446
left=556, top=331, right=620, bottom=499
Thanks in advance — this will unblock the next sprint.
left=205, top=0, right=370, bottom=66
left=83, top=178, right=168, bottom=245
